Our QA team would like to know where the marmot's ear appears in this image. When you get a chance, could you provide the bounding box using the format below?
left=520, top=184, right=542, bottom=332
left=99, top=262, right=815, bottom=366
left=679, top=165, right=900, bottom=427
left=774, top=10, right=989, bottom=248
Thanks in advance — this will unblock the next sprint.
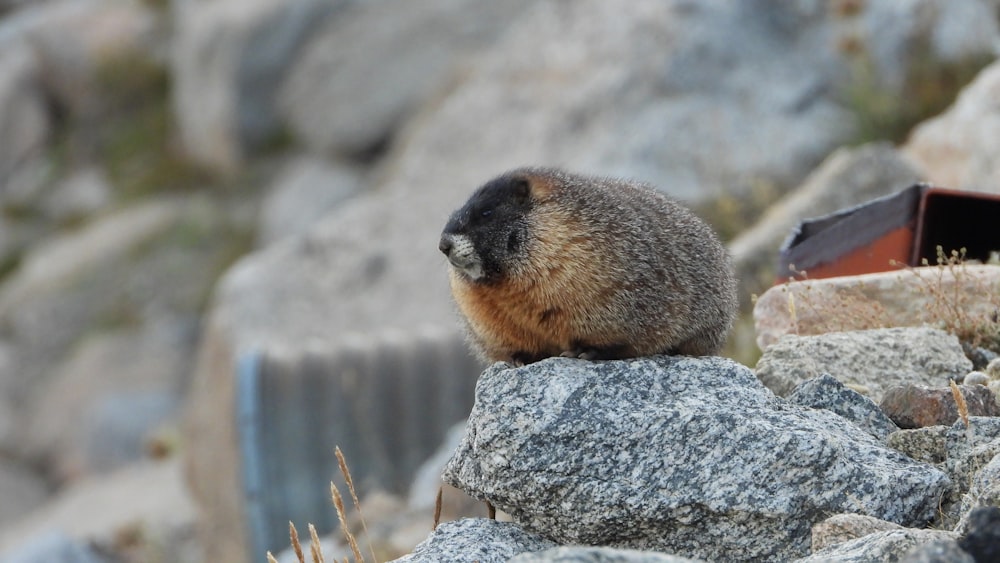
left=510, top=177, right=530, bottom=204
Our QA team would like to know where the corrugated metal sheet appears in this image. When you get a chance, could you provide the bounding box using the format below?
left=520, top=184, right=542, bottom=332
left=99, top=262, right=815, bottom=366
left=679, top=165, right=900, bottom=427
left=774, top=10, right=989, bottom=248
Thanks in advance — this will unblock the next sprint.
left=237, top=328, right=483, bottom=560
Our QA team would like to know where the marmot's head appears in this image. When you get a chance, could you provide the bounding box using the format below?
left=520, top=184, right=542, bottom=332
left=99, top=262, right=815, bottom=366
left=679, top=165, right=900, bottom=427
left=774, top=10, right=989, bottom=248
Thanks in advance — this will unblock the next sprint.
left=439, top=170, right=537, bottom=283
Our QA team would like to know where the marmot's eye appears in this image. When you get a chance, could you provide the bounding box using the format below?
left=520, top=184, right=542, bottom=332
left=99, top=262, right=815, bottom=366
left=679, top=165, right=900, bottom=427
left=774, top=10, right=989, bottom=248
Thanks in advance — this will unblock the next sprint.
left=481, top=209, right=493, bottom=218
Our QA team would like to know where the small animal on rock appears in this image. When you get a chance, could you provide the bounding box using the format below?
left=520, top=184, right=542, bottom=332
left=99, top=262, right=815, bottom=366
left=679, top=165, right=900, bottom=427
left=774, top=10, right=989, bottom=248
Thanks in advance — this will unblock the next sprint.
left=438, top=166, right=738, bottom=364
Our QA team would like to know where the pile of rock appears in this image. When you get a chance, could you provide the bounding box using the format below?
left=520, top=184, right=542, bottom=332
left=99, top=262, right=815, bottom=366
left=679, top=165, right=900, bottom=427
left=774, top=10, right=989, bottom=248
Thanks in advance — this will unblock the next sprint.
left=390, top=325, right=999, bottom=562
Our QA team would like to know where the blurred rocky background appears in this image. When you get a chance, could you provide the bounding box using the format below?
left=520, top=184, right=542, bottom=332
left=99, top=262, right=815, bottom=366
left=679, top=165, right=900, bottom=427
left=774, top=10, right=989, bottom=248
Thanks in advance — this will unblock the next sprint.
left=0, top=0, right=998, bottom=562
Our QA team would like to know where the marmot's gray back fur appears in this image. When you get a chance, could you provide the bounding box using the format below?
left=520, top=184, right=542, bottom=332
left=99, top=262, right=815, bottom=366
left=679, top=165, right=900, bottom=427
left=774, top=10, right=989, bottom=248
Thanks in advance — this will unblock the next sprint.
left=438, top=166, right=738, bottom=364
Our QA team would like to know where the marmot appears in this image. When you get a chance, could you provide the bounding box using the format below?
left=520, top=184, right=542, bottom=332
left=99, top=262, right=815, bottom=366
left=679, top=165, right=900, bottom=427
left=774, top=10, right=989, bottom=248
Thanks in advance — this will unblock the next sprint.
left=438, top=166, right=738, bottom=364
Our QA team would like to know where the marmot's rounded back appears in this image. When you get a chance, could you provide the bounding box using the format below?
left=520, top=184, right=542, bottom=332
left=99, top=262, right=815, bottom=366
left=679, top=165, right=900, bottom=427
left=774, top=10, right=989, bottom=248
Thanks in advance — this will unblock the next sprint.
left=439, top=167, right=737, bottom=364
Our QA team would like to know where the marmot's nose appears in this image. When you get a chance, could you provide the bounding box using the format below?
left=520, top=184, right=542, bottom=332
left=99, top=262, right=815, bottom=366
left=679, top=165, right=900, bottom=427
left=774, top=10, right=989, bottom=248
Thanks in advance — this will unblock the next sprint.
left=438, top=234, right=454, bottom=256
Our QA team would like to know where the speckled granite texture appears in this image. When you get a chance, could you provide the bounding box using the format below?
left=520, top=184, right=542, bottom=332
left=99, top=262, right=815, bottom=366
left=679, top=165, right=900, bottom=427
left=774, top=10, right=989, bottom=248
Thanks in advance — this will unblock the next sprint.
left=444, top=356, right=952, bottom=562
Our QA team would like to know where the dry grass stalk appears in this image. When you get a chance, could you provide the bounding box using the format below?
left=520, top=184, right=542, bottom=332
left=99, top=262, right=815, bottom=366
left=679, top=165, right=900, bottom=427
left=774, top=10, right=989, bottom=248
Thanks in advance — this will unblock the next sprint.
left=309, top=523, right=325, bottom=563
left=433, top=486, right=443, bottom=531
left=335, top=447, right=377, bottom=563
left=330, top=483, right=363, bottom=562
left=267, top=552, right=280, bottom=563
left=290, top=521, right=306, bottom=563
left=950, top=379, right=970, bottom=427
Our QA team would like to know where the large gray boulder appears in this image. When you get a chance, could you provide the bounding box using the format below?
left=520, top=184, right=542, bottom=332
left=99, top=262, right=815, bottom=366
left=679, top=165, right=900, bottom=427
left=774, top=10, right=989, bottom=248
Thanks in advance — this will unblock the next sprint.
left=0, top=199, right=185, bottom=402
left=754, top=327, right=973, bottom=401
left=21, top=321, right=195, bottom=482
left=0, top=459, right=48, bottom=528
left=752, top=266, right=1000, bottom=351
left=443, top=356, right=952, bottom=562
left=797, top=528, right=961, bottom=563
left=0, top=460, right=198, bottom=560
left=391, top=518, right=557, bottom=563
left=786, top=373, right=899, bottom=440
left=171, top=0, right=338, bottom=173
left=905, top=58, right=1000, bottom=193
left=0, top=43, right=47, bottom=201
left=257, top=156, right=364, bottom=246
left=278, top=0, right=532, bottom=158
left=509, top=547, right=702, bottom=563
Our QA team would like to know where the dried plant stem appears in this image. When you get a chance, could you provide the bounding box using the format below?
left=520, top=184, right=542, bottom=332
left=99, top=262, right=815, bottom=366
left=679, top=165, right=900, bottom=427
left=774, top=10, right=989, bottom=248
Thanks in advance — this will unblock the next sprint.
left=336, top=447, right=378, bottom=563
left=950, top=379, right=970, bottom=427
left=267, top=552, right=280, bottom=563
left=290, top=522, right=306, bottom=563
left=309, top=523, right=325, bottom=563
left=331, top=483, right=363, bottom=562
left=433, top=486, right=443, bottom=531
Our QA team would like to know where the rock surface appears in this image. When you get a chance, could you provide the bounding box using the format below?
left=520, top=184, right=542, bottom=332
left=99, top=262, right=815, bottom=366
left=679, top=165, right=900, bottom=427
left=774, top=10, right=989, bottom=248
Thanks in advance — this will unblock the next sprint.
left=0, top=530, right=110, bottom=563
left=443, top=356, right=951, bottom=562
left=279, top=0, right=531, bottom=158
left=902, top=539, right=976, bottom=563
left=753, top=265, right=1000, bottom=350
left=0, top=459, right=198, bottom=559
left=754, top=327, right=973, bottom=401
left=786, top=373, right=899, bottom=440
left=797, top=528, right=960, bottom=563
left=22, top=322, right=194, bottom=483
left=810, top=513, right=905, bottom=553
left=905, top=58, right=1000, bottom=193
left=257, top=156, right=364, bottom=246
left=0, top=43, right=48, bottom=199
left=509, top=546, right=702, bottom=562
left=0, top=459, right=48, bottom=528
left=955, top=449, right=1000, bottom=534
left=390, top=518, right=556, bottom=563
left=879, top=383, right=1000, bottom=429
left=886, top=418, right=1000, bottom=523
left=957, top=507, right=1000, bottom=562
left=171, top=0, right=337, bottom=172
left=888, top=426, right=950, bottom=465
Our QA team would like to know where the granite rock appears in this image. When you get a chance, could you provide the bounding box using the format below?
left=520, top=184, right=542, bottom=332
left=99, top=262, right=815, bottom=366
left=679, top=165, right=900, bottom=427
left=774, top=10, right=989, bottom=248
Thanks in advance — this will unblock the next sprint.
left=754, top=327, right=972, bottom=401
left=905, top=59, right=1000, bottom=193
left=753, top=266, right=1000, bottom=351
left=0, top=43, right=47, bottom=199
left=955, top=452, right=1000, bottom=535
left=810, top=513, right=904, bottom=553
left=390, top=518, right=556, bottom=563
left=879, top=383, right=1000, bottom=429
left=787, top=373, right=899, bottom=440
left=957, top=507, right=1000, bottom=563
left=900, top=539, right=975, bottom=563
left=443, top=356, right=952, bottom=562
left=171, top=0, right=338, bottom=172
left=279, top=0, right=531, bottom=158
left=257, top=156, right=364, bottom=246
left=798, top=528, right=959, bottom=563
left=888, top=426, right=950, bottom=465
left=509, top=546, right=703, bottom=563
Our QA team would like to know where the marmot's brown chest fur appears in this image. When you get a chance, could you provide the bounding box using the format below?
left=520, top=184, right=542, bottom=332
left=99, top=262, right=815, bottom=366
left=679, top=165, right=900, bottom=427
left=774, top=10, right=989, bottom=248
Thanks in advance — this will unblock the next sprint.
left=439, top=167, right=737, bottom=364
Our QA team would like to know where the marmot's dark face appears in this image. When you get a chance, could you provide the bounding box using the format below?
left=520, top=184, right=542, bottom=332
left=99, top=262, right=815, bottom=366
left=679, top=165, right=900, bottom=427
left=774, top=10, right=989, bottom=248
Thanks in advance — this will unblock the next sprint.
left=439, top=173, right=533, bottom=283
